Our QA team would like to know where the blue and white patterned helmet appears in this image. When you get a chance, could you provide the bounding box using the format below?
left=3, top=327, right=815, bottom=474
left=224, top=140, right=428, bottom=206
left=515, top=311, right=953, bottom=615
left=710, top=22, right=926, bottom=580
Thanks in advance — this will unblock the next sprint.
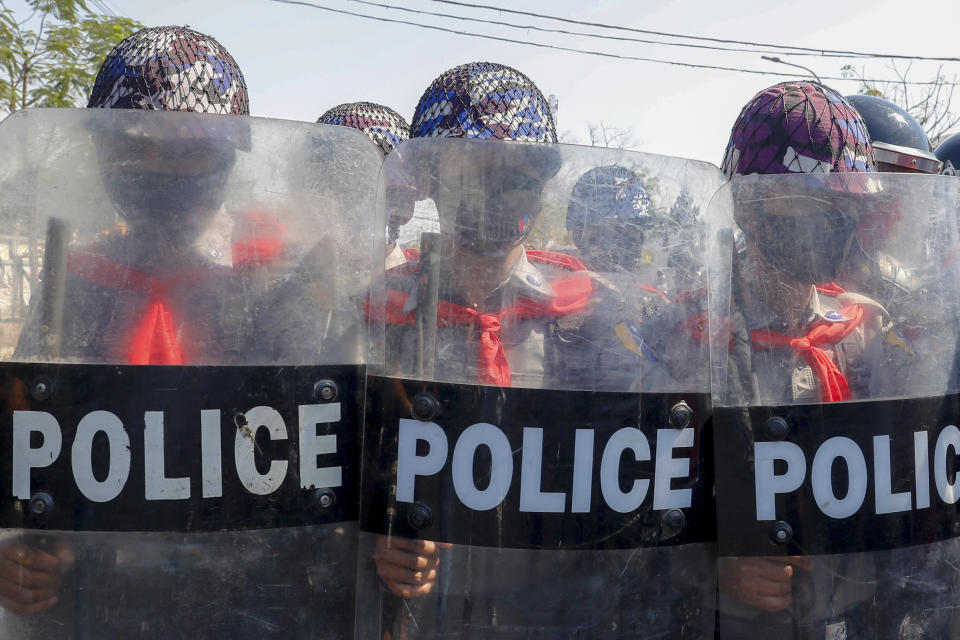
left=567, top=165, right=653, bottom=270
left=87, top=25, right=248, bottom=115
left=411, top=61, right=556, bottom=142
left=318, top=101, right=409, bottom=156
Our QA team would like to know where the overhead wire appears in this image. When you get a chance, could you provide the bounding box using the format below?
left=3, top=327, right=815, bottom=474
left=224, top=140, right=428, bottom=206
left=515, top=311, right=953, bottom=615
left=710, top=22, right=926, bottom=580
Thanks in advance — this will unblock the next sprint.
left=429, top=0, right=960, bottom=63
left=343, top=0, right=875, bottom=59
left=271, top=0, right=955, bottom=86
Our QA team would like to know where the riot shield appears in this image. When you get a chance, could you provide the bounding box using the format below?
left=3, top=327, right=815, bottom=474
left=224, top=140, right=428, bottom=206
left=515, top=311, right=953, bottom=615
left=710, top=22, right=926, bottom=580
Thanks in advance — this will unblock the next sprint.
left=359, top=137, right=728, bottom=638
left=710, top=172, right=960, bottom=639
left=0, top=108, right=382, bottom=637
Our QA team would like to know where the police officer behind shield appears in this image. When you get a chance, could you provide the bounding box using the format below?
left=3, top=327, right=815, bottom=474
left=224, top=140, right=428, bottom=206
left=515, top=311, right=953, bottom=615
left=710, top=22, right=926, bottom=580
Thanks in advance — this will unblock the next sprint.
left=367, top=61, right=682, bottom=639
left=371, top=61, right=563, bottom=607
left=717, top=80, right=887, bottom=638
left=317, top=101, right=415, bottom=270
left=844, top=95, right=942, bottom=175
left=15, top=25, right=249, bottom=365
left=0, top=24, right=253, bottom=630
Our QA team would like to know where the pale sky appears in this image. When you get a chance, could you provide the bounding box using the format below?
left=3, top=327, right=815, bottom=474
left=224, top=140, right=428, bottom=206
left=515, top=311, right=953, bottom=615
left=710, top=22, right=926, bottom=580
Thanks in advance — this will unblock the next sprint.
left=30, top=0, right=960, bottom=164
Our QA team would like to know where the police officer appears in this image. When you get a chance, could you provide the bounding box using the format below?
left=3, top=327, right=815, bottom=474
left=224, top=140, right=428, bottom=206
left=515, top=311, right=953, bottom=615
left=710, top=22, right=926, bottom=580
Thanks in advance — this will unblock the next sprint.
left=0, top=27, right=249, bottom=628
left=15, top=25, right=250, bottom=365
left=371, top=62, right=560, bottom=608
left=368, top=60, right=685, bottom=639
left=844, top=95, right=942, bottom=175
left=565, top=164, right=692, bottom=387
left=317, top=101, right=414, bottom=269
left=841, top=95, right=952, bottom=394
left=935, top=131, right=960, bottom=175
left=716, top=80, right=886, bottom=639
left=0, top=26, right=361, bottom=639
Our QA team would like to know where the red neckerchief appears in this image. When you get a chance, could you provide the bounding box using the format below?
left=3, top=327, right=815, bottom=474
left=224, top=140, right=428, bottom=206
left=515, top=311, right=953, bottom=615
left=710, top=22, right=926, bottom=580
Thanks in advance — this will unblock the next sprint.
left=67, top=249, right=199, bottom=364
left=371, top=250, right=593, bottom=386
left=749, top=283, right=864, bottom=402
left=231, top=210, right=286, bottom=268
left=676, top=282, right=864, bottom=401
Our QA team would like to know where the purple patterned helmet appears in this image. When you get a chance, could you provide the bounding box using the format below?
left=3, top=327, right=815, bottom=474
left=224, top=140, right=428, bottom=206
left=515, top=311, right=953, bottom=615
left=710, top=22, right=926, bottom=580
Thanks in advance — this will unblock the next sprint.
left=318, top=101, right=409, bottom=156
left=87, top=25, right=248, bottom=115
left=411, top=61, right=557, bottom=142
left=721, top=81, right=875, bottom=178
left=726, top=82, right=880, bottom=285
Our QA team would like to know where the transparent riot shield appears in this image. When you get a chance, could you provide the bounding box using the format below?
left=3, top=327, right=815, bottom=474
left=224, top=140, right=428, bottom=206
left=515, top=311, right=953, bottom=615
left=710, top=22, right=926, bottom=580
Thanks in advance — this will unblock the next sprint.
left=0, top=108, right=382, bottom=637
left=709, top=172, right=960, bottom=639
left=358, top=137, right=728, bottom=638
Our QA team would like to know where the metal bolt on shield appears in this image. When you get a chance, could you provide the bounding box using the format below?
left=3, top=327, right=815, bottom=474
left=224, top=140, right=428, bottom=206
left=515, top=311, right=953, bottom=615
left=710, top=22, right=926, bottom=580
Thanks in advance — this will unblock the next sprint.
left=314, top=380, right=338, bottom=402
left=411, top=393, right=440, bottom=422
left=662, top=508, right=686, bottom=537
left=30, top=378, right=53, bottom=401
left=765, top=416, right=790, bottom=440
left=770, top=521, right=794, bottom=545
left=313, top=488, right=336, bottom=509
left=407, top=502, right=433, bottom=530
left=668, top=401, right=693, bottom=429
left=29, top=492, right=54, bottom=517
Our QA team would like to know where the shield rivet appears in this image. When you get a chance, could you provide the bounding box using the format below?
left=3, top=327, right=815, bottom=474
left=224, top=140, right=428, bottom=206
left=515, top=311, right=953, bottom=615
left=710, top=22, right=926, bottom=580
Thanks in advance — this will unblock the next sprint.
left=29, top=492, right=54, bottom=517
left=770, top=521, right=794, bottom=545
left=411, top=393, right=440, bottom=422
left=407, top=502, right=433, bottom=530
left=669, top=401, right=693, bottom=429
left=314, top=380, right=338, bottom=402
left=662, top=508, right=686, bottom=537
left=30, top=378, right=53, bottom=401
left=765, top=417, right=790, bottom=441
left=313, top=488, right=336, bottom=509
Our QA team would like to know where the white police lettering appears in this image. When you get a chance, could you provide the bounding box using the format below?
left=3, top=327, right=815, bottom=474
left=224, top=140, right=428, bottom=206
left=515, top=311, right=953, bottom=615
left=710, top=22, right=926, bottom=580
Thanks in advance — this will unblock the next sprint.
left=754, top=426, right=960, bottom=520
left=755, top=441, right=806, bottom=520
left=200, top=409, right=223, bottom=498
left=452, top=423, right=513, bottom=511
left=873, top=435, right=911, bottom=514
left=934, top=425, right=960, bottom=504
left=234, top=406, right=288, bottom=495
left=520, top=427, right=565, bottom=512
left=299, top=403, right=342, bottom=490
left=144, top=411, right=190, bottom=500
left=396, top=421, right=697, bottom=514
left=72, top=411, right=131, bottom=503
left=395, top=419, right=448, bottom=503
left=12, top=411, right=62, bottom=499
left=600, top=428, right=651, bottom=513
left=570, top=429, right=594, bottom=513
left=8, top=404, right=342, bottom=502
left=653, top=428, right=694, bottom=510
left=915, top=431, right=930, bottom=509
left=812, top=437, right=867, bottom=519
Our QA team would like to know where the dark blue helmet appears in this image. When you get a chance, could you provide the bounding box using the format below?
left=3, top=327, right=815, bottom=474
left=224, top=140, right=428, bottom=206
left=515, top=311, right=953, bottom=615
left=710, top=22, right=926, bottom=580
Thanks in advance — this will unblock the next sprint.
left=936, top=132, right=960, bottom=176
left=845, top=94, right=941, bottom=174
left=567, top=165, right=652, bottom=270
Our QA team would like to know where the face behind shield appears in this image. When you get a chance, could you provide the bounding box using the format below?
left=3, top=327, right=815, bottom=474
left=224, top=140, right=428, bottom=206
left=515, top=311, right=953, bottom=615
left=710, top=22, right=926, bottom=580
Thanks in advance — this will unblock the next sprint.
left=431, top=148, right=559, bottom=257
left=95, top=131, right=235, bottom=250
left=738, top=195, right=859, bottom=284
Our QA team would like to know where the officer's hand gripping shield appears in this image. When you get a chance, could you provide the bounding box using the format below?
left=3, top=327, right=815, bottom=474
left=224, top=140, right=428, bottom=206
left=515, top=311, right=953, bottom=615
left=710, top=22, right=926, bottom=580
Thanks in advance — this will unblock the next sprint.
left=359, top=137, right=728, bottom=638
left=708, top=171, right=960, bottom=638
left=0, top=108, right=382, bottom=637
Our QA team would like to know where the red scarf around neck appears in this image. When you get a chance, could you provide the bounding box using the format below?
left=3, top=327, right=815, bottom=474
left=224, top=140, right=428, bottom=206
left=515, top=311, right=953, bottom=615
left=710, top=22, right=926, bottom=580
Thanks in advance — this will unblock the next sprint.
left=750, top=284, right=865, bottom=402
left=67, top=249, right=196, bottom=365
left=370, top=250, right=594, bottom=386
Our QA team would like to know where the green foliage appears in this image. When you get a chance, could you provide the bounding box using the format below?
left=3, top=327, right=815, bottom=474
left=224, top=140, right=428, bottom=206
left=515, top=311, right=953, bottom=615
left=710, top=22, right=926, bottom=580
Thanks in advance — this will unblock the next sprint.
left=0, top=0, right=142, bottom=114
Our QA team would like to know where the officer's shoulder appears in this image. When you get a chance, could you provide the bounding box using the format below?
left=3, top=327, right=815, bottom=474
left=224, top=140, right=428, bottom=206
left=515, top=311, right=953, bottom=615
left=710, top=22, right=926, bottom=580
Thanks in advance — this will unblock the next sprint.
left=382, top=262, right=419, bottom=294
left=823, top=290, right=889, bottom=321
